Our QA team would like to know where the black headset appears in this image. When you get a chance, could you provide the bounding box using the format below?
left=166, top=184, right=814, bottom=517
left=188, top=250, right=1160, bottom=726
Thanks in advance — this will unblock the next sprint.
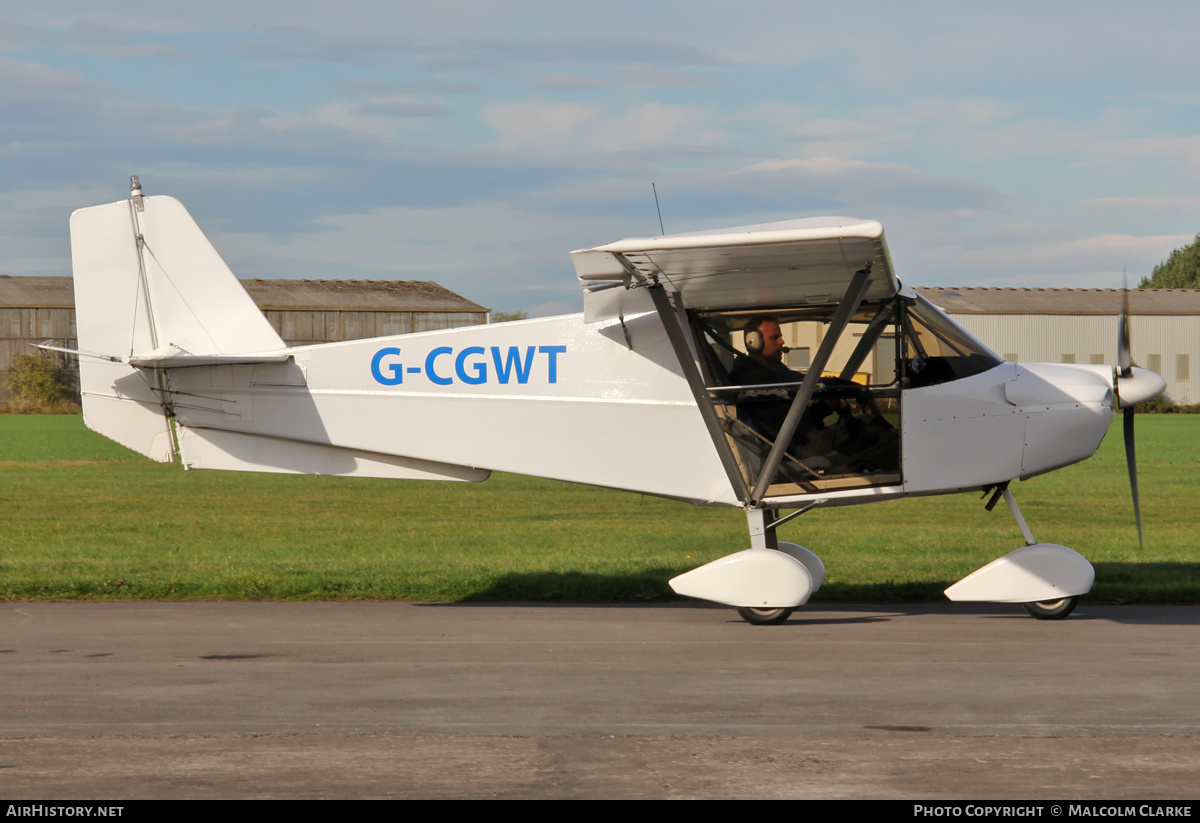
left=743, top=316, right=774, bottom=355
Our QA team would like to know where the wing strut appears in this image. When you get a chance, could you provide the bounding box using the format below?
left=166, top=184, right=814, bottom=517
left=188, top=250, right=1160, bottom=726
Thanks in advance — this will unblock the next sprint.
left=749, top=265, right=873, bottom=504
left=839, top=302, right=893, bottom=382
left=647, top=284, right=751, bottom=501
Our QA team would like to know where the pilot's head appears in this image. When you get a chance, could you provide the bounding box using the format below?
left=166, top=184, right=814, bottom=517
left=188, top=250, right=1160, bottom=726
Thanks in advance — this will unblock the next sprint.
left=743, top=316, right=786, bottom=362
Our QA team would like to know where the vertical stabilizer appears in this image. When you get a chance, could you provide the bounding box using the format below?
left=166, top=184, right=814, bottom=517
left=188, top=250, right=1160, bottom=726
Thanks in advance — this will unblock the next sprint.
left=70, top=193, right=286, bottom=461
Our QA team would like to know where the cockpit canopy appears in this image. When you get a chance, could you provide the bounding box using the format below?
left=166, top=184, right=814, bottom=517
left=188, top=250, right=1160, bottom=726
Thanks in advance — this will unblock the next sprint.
left=572, top=215, right=1004, bottom=503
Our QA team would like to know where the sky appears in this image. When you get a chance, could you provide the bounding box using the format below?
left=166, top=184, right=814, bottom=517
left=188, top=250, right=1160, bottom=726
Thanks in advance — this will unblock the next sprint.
left=2, top=1, right=1199, bottom=315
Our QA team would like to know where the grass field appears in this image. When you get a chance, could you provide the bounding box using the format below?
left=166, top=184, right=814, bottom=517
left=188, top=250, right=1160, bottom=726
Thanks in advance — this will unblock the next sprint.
left=1, top=414, right=1196, bottom=603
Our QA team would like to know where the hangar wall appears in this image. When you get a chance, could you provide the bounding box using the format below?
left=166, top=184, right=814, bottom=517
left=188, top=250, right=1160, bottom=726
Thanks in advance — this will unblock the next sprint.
left=0, top=276, right=489, bottom=403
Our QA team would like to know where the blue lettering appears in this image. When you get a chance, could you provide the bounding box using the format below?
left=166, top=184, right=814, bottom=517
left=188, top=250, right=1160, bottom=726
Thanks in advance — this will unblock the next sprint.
left=425, top=347, right=453, bottom=385
left=491, top=346, right=536, bottom=384
left=371, top=347, right=404, bottom=385
left=377, top=344, right=565, bottom=386
left=540, top=345, right=566, bottom=383
left=455, top=346, right=487, bottom=385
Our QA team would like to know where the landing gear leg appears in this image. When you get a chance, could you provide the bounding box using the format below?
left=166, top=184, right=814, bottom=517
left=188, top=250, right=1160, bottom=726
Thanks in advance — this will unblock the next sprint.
left=746, top=506, right=780, bottom=550
left=737, top=508, right=786, bottom=626
left=1003, top=490, right=1084, bottom=621
left=1001, top=487, right=1038, bottom=548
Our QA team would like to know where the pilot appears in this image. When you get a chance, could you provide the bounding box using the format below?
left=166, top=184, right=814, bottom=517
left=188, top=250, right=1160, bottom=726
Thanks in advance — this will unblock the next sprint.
left=729, top=316, right=834, bottom=448
left=729, top=316, right=797, bottom=386
left=729, top=316, right=895, bottom=475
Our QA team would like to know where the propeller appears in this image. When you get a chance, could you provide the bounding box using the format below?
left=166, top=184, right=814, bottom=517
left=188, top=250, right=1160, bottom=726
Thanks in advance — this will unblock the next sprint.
left=1116, top=273, right=1150, bottom=549
left=1113, top=285, right=1168, bottom=549
left=1108, top=272, right=1166, bottom=547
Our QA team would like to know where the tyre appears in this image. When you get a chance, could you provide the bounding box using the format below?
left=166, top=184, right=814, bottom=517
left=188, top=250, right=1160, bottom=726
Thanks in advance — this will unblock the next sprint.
left=736, top=606, right=795, bottom=626
left=1022, top=596, right=1079, bottom=620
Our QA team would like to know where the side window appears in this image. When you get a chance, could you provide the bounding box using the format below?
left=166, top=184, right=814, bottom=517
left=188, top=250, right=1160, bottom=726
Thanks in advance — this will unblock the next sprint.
left=691, top=302, right=903, bottom=496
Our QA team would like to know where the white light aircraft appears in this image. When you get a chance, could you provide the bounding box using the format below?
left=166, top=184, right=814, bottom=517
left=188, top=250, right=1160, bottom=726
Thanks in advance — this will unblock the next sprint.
left=54, top=179, right=1167, bottom=624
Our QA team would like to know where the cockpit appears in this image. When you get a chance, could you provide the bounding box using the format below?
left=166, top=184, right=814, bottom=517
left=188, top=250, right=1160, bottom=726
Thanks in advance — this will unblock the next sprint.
left=690, top=293, right=1002, bottom=497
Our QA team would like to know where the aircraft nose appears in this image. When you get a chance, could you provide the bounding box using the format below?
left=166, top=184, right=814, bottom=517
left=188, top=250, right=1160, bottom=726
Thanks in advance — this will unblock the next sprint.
left=1116, top=366, right=1167, bottom=408
left=1005, top=363, right=1115, bottom=478
left=1003, top=363, right=1113, bottom=407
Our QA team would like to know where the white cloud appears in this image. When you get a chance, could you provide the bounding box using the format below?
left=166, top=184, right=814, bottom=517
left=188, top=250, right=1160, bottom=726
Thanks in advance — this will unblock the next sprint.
left=696, top=156, right=1001, bottom=215
left=482, top=99, right=722, bottom=152
left=530, top=75, right=611, bottom=92
left=0, top=21, right=205, bottom=60
left=1060, top=233, right=1195, bottom=256
left=1078, top=194, right=1200, bottom=210
left=1099, top=135, right=1200, bottom=174
left=757, top=97, right=1088, bottom=166
left=338, top=77, right=481, bottom=96
left=481, top=100, right=600, bottom=150
left=259, top=100, right=446, bottom=141
left=530, top=68, right=718, bottom=92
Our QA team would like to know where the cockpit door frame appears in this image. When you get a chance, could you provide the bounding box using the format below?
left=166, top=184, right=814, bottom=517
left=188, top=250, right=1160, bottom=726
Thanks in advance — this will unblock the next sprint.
left=645, top=265, right=878, bottom=506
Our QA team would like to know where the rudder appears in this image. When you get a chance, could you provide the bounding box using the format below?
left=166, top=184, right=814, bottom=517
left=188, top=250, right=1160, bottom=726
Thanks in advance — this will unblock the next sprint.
left=70, top=193, right=286, bottom=460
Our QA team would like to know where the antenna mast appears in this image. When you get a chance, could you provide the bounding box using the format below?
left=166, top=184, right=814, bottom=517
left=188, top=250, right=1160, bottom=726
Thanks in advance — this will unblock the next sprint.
left=652, top=183, right=665, bottom=236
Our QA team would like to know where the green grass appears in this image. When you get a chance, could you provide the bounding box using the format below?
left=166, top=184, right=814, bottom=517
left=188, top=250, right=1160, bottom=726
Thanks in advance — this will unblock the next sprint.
left=1, top=415, right=1197, bottom=603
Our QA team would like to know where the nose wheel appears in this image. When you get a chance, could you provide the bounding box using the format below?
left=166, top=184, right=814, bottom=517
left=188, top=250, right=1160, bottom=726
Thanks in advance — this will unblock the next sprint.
left=736, top=606, right=795, bottom=625
left=1022, top=596, right=1079, bottom=620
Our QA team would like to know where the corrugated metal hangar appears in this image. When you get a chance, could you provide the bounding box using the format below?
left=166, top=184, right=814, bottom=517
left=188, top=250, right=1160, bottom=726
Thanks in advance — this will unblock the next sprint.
left=919, top=287, right=1200, bottom=404
left=0, top=275, right=488, bottom=402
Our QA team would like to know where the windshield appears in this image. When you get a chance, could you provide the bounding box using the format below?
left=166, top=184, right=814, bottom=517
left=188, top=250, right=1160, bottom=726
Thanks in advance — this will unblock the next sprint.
left=903, top=294, right=1002, bottom=387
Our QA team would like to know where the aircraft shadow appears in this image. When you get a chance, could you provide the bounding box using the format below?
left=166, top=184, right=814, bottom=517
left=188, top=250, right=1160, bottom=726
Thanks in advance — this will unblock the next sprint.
left=419, top=562, right=1200, bottom=628
left=457, top=569, right=683, bottom=603
left=454, top=572, right=953, bottom=605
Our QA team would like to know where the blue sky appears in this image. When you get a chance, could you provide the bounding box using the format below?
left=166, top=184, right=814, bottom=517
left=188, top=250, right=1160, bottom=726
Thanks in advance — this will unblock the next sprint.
left=3, top=1, right=1199, bottom=314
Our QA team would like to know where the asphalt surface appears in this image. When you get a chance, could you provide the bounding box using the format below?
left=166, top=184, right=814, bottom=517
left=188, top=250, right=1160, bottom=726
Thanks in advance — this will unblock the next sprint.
left=2, top=601, right=1198, bottom=799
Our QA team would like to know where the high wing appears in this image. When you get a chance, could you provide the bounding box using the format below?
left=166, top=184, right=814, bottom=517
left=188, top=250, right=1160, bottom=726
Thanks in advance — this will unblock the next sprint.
left=571, top=217, right=899, bottom=321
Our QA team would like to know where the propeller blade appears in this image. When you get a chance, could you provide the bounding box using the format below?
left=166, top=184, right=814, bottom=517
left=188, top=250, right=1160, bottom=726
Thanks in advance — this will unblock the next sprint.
left=1123, top=405, right=1143, bottom=549
left=1117, top=270, right=1133, bottom=377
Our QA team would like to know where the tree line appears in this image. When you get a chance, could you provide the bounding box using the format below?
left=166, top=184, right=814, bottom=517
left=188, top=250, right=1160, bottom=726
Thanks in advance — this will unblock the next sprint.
left=1140, top=233, right=1200, bottom=289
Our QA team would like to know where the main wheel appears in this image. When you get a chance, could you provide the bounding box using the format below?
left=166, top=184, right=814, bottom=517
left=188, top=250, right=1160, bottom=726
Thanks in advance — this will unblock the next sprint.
left=736, top=606, right=795, bottom=626
left=1022, top=596, right=1079, bottom=620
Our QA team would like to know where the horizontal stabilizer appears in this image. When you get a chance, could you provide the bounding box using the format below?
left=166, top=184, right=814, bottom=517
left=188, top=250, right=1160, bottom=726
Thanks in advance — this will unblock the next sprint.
left=37, top=343, right=291, bottom=369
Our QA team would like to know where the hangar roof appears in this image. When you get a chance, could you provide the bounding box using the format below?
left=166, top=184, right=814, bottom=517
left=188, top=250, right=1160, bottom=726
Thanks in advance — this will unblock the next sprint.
left=241, top=279, right=487, bottom=313
left=0, top=275, right=74, bottom=307
left=0, top=275, right=487, bottom=313
left=917, top=287, right=1200, bottom=316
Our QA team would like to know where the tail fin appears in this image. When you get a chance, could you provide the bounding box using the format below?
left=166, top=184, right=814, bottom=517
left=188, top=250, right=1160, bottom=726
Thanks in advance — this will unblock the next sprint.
left=70, top=194, right=286, bottom=460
